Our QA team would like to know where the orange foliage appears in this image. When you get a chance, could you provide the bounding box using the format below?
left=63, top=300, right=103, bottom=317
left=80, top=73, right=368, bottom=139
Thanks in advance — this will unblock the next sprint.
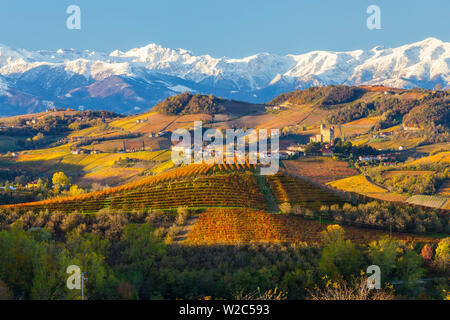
left=1, top=164, right=266, bottom=213
left=187, top=209, right=436, bottom=245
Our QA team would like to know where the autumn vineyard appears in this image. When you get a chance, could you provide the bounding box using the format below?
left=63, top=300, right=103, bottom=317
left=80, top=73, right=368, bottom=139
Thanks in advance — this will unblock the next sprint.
left=1, top=163, right=446, bottom=246
left=186, top=208, right=435, bottom=244
left=0, top=82, right=449, bottom=301
left=0, top=164, right=266, bottom=213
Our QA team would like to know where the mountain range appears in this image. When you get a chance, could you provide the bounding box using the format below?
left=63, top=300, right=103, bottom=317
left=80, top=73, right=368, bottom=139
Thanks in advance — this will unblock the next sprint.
left=0, top=37, right=448, bottom=116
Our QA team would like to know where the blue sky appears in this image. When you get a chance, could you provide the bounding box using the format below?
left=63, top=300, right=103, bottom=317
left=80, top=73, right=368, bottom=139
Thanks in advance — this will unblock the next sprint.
left=0, top=0, right=449, bottom=57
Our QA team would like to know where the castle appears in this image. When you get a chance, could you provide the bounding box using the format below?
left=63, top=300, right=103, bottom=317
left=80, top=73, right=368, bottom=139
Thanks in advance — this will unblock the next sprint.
left=310, top=124, right=335, bottom=145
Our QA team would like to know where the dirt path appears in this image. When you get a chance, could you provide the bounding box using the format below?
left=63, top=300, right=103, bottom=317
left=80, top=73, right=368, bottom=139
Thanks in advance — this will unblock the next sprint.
left=364, top=174, right=388, bottom=191
left=173, top=215, right=199, bottom=242
left=255, top=175, right=280, bottom=213
left=159, top=116, right=180, bottom=133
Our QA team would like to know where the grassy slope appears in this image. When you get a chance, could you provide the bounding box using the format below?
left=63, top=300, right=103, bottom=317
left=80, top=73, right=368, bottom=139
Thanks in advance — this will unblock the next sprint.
left=327, top=174, right=395, bottom=199
left=405, top=151, right=450, bottom=166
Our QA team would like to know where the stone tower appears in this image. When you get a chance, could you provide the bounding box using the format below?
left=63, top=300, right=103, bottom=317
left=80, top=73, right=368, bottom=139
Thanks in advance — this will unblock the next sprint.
left=320, top=124, right=334, bottom=145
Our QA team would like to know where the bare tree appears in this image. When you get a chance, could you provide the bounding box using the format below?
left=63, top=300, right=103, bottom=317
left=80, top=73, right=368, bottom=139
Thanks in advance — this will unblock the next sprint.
left=308, top=276, right=394, bottom=300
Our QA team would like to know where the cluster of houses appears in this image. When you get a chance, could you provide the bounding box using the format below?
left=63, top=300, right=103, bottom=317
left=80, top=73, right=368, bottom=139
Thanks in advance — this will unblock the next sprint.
left=170, top=145, right=338, bottom=161
left=25, top=119, right=37, bottom=126
left=1, top=182, right=42, bottom=191
left=121, top=148, right=143, bottom=153
left=71, top=149, right=103, bottom=155
left=0, top=186, right=17, bottom=191
left=279, top=144, right=401, bottom=161
left=147, top=130, right=169, bottom=138
left=280, top=145, right=304, bottom=158
left=170, top=143, right=332, bottom=161
left=358, top=153, right=397, bottom=165
left=2, top=152, right=18, bottom=157
left=170, top=146, right=283, bottom=161
left=280, top=144, right=334, bottom=158
left=371, top=131, right=393, bottom=139
left=46, top=108, right=66, bottom=112
left=265, top=105, right=287, bottom=112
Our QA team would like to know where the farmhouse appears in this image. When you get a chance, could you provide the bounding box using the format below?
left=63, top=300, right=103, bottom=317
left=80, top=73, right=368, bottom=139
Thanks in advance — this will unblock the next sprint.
left=358, top=155, right=378, bottom=161
left=320, top=148, right=333, bottom=157
left=26, top=182, right=39, bottom=189
left=265, top=105, right=286, bottom=111
left=371, top=131, right=392, bottom=139
left=71, top=149, right=81, bottom=155
left=287, top=144, right=304, bottom=152
left=377, top=154, right=396, bottom=161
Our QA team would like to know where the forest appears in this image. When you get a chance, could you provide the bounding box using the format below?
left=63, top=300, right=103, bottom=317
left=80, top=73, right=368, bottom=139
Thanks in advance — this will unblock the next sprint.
left=153, top=93, right=226, bottom=115
left=367, top=162, right=449, bottom=196
left=268, top=85, right=363, bottom=107
left=326, top=90, right=449, bottom=133
left=0, top=207, right=448, bottom=300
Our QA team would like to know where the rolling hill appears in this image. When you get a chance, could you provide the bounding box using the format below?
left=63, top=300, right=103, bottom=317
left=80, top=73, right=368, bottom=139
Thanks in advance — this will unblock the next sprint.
left=2, top=163, right=445, bottom=245
left=186, top=208, right=436, bottom=245
left=0, top=163, right=347, bottom=214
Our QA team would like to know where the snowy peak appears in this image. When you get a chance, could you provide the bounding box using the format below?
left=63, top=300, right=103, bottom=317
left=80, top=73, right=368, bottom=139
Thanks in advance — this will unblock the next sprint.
left=113, top=43, right=193, bottom=61
left=0, top=38, right=448, bottom=88
left=0, top=38, right=448, bottom=116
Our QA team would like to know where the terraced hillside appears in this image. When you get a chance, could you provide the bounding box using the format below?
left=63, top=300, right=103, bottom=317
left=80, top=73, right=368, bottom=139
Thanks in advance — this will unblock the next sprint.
left=438, top=179, right=450, bottom=197
left=266, top=173, right=345, bottom=209
left=1, top=164, right=269, bottom=214
left=187, top=208, right=437, bottom=244
left=1, top=161, right=354, bottom=215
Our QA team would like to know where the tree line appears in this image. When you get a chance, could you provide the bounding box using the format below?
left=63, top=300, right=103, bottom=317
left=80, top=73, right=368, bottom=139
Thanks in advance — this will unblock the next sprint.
left=0, top=207, right=448, bottom=300
left=153, top=93, right=226, bottom=115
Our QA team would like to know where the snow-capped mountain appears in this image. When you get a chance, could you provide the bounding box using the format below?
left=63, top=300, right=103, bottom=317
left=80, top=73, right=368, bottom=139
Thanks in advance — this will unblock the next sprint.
left=0, top=37, right=448, bottom=116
